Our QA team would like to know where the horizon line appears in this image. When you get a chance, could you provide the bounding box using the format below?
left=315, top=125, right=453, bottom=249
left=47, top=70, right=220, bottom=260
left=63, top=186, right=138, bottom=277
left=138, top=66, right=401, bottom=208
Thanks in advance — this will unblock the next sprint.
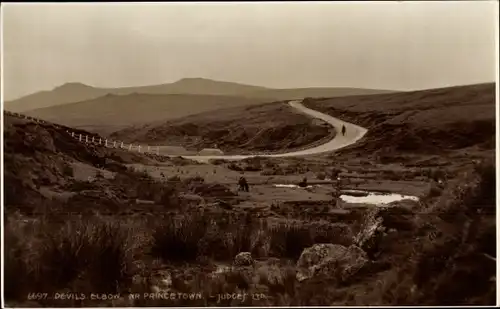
left=4, top=78, right=496, bottom=102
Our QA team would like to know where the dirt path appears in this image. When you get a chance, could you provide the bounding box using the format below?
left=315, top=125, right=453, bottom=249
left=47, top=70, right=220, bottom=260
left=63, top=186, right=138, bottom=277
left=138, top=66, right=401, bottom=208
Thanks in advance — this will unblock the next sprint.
left=182, top=99, right=368, bottom=163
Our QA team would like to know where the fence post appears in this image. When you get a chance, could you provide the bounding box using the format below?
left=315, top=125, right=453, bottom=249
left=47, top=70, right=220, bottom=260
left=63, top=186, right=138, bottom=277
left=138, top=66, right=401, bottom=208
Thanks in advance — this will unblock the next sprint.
left=138, top=145, right=141, bottom=153
left=86, top=135, right=88, bottom=143
left=92, top=136, right=95, bottom=143
left=79, top=134, right=82, bottom=142
left=71, top=132, right=75, bottom=138
left=120, top=142, right=124, bottom=149
left=105, top=139, right=108, bottom=147
left=147, top=145, right=150, bottom=153
left=113, top=141, right=116, bottom=148
left=99, top=138, right=102, bottom=145
left=129, top=144, right=132, bottom=151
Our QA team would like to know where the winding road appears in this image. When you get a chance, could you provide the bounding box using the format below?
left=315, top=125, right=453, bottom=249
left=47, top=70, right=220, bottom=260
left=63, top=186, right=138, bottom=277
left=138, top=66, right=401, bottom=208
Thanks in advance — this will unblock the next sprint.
left=182, top=100, right=368, bottom=163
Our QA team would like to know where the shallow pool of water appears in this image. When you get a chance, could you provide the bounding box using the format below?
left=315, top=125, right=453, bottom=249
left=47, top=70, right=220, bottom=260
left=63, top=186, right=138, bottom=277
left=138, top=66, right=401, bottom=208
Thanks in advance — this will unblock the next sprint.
left=340, top=191, right=419, bottom=205
left=272, top=184, right=418, bottom=205
left=273, top=184, right=320, bottom=189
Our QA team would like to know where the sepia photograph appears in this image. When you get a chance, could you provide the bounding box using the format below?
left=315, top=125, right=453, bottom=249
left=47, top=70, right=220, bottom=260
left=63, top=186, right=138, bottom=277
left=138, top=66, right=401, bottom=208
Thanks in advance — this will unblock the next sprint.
left=1, top=1, right=498, bottom=307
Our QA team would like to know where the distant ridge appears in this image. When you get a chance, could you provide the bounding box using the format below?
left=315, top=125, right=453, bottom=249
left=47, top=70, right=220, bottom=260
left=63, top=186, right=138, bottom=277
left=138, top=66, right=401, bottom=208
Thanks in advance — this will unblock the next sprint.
left=4, top=78, right=394, bottom=112
left=22, top=93, right=267, bottom=135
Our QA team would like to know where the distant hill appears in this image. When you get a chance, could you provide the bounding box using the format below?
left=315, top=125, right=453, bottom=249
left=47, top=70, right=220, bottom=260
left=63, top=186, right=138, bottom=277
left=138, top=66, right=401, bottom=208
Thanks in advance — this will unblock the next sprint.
left=4, top=77, right=394, bottom=112
left=23, top=93, right=266, bottom=135
left=109, top=101, right=336, bottom=155
left=108, top=82, right=494, bottom=156
left=246, top=87, right=395, bottom=101
left=4, top=83, right=110, bottom=113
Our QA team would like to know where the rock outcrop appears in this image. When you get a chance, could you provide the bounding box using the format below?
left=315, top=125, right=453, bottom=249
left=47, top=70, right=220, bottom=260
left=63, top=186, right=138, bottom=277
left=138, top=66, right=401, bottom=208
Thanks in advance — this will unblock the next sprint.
left=296, top=243, right=368, bottom=282
left=234, top=252, right=254, bottom=267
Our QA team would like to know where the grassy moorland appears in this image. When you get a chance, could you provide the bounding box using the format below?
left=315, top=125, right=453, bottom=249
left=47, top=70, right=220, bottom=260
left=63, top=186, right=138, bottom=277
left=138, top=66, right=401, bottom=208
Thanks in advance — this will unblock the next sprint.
left=3, top=82, right=495, bottom=306
left=110, top=101, right=336, bottom=154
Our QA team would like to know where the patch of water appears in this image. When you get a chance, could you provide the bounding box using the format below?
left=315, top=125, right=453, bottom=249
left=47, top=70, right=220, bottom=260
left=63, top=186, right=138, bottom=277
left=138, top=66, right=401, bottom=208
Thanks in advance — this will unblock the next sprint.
left=340, top=192, right=419, bottom=205
left=273, top=184, right=320, bottom=189
left=272, top=184, right=418, bottom=205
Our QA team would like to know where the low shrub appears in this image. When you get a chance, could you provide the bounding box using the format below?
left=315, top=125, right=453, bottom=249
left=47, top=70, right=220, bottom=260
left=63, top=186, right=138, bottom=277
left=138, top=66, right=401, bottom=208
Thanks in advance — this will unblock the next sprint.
left=4, top=215, right=137, bottom=304
left=151, top=214, right=211, bottom=262
left=269, top=223, right=315, bottom=260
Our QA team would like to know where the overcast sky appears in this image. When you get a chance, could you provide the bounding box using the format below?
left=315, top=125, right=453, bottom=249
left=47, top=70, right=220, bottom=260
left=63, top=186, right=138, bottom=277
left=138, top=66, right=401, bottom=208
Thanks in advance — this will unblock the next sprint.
left=2, top=1, right=498, bottom=100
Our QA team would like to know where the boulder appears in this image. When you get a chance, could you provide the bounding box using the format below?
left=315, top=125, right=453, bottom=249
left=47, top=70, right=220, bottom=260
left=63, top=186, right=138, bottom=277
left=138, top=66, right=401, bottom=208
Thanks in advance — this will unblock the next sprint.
left=296, top=243, right=368, bottom=282
left=150, top=270, right=172, bottom=293
left=353, top=202, right=418, bottom=258
left=234, top=252, right=254, bottom=266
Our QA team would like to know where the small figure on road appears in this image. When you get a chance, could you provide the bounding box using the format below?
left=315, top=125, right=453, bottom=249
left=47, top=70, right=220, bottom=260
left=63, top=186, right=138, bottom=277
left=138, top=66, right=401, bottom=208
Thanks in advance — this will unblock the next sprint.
left=341, top=125, right=346, bottom=136
left=238, top=176, right=249, bottom=192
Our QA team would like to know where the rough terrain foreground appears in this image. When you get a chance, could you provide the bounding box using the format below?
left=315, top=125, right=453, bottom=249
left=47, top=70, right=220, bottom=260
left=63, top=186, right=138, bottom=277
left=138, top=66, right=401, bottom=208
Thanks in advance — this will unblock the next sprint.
left=181, top=100, right=368, bottom=163
left=3, top=82, right=495, bottom=307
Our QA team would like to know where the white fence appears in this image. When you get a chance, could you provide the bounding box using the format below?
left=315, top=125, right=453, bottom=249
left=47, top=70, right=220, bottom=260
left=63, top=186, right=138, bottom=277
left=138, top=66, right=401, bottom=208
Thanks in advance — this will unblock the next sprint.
left=4, top=110, right=161, bottom=156
left=66, top=131, right=161, bottom=155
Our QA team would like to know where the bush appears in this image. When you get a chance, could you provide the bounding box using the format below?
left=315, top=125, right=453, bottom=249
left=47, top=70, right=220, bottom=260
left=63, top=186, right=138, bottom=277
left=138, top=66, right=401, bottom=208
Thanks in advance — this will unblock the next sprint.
left=155, top=185, right=180, bottom=207
left=113, top=168, right=180, bottom=206
left=269, top=223, right=315, bottom=260
left=150, top=213, right=271, bottom=262
left=151, top=214, right=211, bottom=262
left=37, top=218, right=135, bottom=293
left=4, top=216, right=38, bottom=301
left=4, top=215, right=137, bottom=304
left=382, top=159, right=497, bottom=305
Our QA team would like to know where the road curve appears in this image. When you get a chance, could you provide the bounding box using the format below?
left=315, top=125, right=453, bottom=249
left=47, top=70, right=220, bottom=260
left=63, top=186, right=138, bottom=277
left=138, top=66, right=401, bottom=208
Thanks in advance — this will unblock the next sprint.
left=181, top=100, right=368, bottom=163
